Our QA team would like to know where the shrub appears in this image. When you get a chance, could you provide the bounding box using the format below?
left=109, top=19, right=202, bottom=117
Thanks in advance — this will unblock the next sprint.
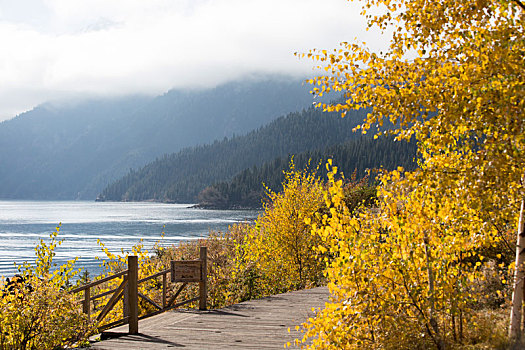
left=0, top=225, right=92, bottom=349
left=240, top=162, right=326, bottom=296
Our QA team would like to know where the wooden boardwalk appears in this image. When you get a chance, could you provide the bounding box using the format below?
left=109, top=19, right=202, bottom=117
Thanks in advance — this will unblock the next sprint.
left=90, top=286, right=329, bottom=349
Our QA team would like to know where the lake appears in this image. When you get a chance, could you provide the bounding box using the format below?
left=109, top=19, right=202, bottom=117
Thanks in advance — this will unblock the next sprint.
left=0, top=201, right=258, bottom=278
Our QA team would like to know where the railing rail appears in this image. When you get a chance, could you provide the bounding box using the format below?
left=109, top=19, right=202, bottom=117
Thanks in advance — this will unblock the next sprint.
left=70, top=246, right=208, bottom=334
left=70, top=269, right=128, bottom=293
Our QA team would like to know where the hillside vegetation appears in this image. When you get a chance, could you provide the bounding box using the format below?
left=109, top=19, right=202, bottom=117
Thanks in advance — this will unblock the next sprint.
left=97, top=105, right=371, bottom=203
left=198, top=135, right=416, bottom=209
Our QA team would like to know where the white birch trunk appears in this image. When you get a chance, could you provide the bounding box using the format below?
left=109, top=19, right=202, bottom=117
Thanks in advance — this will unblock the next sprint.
left=509, top=193, right=525, bottom=343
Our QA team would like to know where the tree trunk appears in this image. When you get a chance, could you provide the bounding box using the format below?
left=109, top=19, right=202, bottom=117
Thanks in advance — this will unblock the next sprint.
left=424, top=230, right=445, bottom=350
left=509, top=189, right=525, bottom=344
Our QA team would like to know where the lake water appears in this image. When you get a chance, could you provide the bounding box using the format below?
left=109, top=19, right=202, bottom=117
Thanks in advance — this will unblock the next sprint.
left=0, top=201, right=258, bottom=278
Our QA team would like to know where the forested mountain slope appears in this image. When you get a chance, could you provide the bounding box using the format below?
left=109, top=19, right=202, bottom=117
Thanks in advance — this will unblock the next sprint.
left=0, top=78, right=315, bottom=199
left=97, top=106, right=374, bottom=203
left=198, top=136, right=417, bottom=209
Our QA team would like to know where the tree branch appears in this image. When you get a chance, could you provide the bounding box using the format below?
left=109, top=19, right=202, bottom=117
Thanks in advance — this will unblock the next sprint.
left=512, top=0, right=525, bottom=11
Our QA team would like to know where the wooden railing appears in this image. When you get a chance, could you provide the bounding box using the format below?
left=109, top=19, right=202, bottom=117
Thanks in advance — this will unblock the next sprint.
left=70, top=246, right=208, bottom=334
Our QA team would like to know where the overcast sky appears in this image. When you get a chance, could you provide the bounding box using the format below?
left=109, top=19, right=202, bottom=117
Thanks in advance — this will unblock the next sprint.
left=0, top=0, right=385, bottom=121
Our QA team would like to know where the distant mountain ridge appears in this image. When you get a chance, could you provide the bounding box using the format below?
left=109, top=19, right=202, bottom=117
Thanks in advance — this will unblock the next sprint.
left=0, top=77, right=318, bottom=199
left=97, top=105, right=375, bottom=203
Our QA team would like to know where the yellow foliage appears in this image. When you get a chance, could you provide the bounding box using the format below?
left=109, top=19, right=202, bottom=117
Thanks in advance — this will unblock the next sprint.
left=242, top=162, right=326, bottom=295
left=299, top=166, right=515, bottom=349
left=297, top=0, right=523, bottom=347
left=150, top=162, right=333, bottom=307
left=0, top=225, right=93, bottom=349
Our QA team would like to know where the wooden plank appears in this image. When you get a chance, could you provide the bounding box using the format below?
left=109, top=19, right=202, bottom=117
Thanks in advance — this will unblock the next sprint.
left=92, top=287, right=330, bottom=350
left=167, top=282, right=187, bottom=307
left=138, top=292, right=162, bottom=310
left=70, top=270, right=128, bottom=293
left=168, top=297, right=199, bottom=310
left=138, top=297, right=200, bottom=321
left=96, top=277, right=128, bottom=322
left=138, top=269, right=169, bottom=284
left=92, top=286, right=122, bottom=301
left=97, top=316, right=129, bottom=333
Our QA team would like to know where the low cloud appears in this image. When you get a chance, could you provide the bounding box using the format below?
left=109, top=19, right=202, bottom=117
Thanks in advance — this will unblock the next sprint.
left=0, top=0, right=385, bottom=121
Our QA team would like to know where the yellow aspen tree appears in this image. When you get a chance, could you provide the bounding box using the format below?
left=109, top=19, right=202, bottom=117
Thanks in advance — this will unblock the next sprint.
left=298, top=162, right=493, bottom=349
left=297, top=0, right=524, bottom=347
left=243, top=162, right=326, bottom=295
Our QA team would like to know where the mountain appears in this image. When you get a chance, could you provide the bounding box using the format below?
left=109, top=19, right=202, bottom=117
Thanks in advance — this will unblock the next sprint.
left=198, top=136, right=417, bottom=209
left=0, top=77, right=318, bottom=199
left=97, top=105, right=375, bottom=203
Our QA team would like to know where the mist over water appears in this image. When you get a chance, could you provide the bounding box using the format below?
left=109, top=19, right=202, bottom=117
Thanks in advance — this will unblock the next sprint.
left=0, top=201, right=257, bottom=277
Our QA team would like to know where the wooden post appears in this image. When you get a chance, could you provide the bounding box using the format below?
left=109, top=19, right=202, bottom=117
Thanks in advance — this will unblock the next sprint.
left=199, top=246, right=207, bottom=310
left=123, top=284, right=129, bottom=318
left=162, top=272, right=167, bottom=309
left=128, top=255, right=139, bottom=334
left=83, top=288, right=91, bottom=322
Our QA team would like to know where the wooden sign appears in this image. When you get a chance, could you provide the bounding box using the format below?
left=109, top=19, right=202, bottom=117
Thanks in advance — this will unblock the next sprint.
left=171, top=260, right=202, bottom=282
